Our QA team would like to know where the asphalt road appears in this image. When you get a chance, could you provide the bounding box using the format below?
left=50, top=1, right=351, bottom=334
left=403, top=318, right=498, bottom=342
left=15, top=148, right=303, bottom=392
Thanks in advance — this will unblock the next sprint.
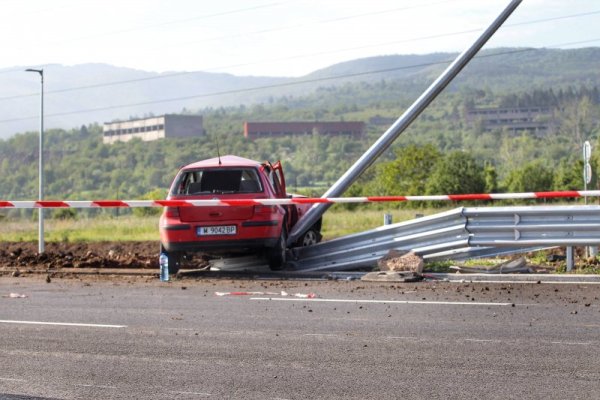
left=1, top=276, right=599, bottom=399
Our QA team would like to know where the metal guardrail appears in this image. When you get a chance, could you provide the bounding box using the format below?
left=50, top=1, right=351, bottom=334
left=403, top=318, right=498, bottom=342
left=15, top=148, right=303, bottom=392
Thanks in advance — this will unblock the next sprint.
left=465, top=206, right=600, bottom=246
left=288, top=209, right=469, bottom=271
left=289, top=205, right=600, bottom=271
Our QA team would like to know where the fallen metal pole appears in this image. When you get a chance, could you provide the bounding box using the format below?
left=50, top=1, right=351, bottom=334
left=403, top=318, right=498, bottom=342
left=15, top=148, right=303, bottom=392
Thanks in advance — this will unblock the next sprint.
left=287, top=0, right=523, bottom=246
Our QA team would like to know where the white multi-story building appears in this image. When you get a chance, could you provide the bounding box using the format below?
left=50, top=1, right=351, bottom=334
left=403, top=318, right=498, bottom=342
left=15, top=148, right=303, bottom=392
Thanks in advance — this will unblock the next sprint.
left=465, top=107, right=556, bottom=135
left=103, top=114, right=205, bottom=144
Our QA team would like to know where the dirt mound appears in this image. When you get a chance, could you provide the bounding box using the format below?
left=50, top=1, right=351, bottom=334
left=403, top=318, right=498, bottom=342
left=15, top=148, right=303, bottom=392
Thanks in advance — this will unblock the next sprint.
left=0, top=241, right=160, bottom=270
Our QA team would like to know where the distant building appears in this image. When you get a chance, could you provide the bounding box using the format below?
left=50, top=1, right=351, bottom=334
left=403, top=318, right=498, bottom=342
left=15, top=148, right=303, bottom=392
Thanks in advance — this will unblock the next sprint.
left=103, top=114, right=205, bottom=144
left=243, top=121, right=365, bottom=140
left=465, top=106, right=556, bottom=135
left=368, top=115, right=397, bottom=126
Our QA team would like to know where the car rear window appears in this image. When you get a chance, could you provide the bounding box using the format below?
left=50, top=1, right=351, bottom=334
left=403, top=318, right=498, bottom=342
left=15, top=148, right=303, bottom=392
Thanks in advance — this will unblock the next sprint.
left=173, top=168, right=263, bottom=195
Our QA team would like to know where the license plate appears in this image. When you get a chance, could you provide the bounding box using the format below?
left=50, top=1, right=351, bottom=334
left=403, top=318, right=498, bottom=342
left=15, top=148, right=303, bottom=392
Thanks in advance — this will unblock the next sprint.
left=197, top=225, right=237, bottom=236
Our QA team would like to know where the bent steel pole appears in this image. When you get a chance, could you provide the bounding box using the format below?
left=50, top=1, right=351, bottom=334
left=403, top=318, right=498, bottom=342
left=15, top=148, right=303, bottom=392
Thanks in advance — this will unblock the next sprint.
left=288, top=0, right=522, bottom=246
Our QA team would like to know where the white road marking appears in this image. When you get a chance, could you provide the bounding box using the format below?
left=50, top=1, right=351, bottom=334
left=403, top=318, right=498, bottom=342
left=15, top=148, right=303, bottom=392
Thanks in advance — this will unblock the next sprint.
left=441, top=280, right=600, bottom=285
left=550, top=341, right=591, bottom=346
left=304, top=333, right=339, bottom=337
left=0, top=377, right=26, bottom=382
left=74, top=384, right=117, bottom=389
left=250, top=298, right=511, bottom=306
left=464, top=339, right=503, bottom=343
left=0, top=320, right=126, bottom=328
left=169, top=391, right=211, bottom=396
left=387, top=336, right=419, bottom=340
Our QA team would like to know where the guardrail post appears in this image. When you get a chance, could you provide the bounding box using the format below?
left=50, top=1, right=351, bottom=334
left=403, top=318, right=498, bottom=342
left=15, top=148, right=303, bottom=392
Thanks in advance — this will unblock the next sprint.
left=383, top=214, right=393, bottom=225
left=566, top=246, right=574, bottom=272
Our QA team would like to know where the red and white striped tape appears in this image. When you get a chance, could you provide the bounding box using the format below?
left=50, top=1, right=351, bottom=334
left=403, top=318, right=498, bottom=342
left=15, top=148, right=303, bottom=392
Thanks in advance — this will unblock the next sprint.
left=1, top=190, right=599, bottom=208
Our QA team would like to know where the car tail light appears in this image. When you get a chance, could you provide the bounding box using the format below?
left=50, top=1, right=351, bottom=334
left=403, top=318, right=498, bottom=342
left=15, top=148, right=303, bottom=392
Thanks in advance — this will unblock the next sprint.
left=165, top=207, right=180, bottom=218
left=254, top=205, right=276, bottom=215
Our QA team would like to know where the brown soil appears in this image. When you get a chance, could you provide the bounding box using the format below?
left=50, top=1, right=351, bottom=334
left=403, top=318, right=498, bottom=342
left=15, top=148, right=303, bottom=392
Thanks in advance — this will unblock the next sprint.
left=0, top=241, right=593, bottom=276
left=0, top=241, right=161, bottom=270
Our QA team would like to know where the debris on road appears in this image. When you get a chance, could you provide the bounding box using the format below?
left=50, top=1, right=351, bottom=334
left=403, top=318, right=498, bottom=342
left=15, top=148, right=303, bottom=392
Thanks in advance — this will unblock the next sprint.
left=361, top=271, right=423, bottom=283
left=449, top=257, right=532, bottom=274
left=2, top=293, right=28, bottom=298
left=377, top=250, right=424, bottom=273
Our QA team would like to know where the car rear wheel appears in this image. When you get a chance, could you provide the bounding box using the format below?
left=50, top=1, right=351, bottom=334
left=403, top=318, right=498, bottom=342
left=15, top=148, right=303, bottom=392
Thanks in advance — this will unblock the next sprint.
left=295, top=220, right=322, bottom=247
left=160, top=244, right=182, bottom=275
left=298, top=228, right=320, bottom=247
left=267, top=229, right=287, bottom=271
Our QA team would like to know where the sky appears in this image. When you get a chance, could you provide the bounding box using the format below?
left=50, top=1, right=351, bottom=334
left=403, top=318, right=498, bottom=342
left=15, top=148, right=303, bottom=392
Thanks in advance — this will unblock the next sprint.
left=1, top=0, right=599, bottom=77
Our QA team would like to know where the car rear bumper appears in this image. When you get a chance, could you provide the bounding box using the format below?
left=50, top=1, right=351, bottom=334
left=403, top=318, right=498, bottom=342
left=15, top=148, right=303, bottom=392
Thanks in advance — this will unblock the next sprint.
left=162, top=238, right=278, bottom=253
left=159, top=215, right=282, bottom=253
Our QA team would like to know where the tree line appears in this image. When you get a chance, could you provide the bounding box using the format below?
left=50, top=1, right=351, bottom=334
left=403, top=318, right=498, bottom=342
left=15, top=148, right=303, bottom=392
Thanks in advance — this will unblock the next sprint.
left=0, top=82, right=599, bottom=218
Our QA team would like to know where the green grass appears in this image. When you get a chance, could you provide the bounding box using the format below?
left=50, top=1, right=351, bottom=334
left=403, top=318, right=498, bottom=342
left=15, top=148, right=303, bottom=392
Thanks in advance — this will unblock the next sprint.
left=0, top=216, right=160, bottom=242
left=322, top=206, right=443, bottom=238
left=0, top=206, right=444, bottom=242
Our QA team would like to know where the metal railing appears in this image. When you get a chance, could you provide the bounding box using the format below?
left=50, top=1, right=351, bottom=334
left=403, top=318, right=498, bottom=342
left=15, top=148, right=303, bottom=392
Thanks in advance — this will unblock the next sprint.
left=288, top=205, right=600, bottom=271
left=465, top=206, right=600, bottom=246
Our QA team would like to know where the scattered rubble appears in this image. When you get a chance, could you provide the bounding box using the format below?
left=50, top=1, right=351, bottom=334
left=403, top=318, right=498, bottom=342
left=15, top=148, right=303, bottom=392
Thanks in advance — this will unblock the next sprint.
left=449, top=257, right=533, bottom=274
left=361, top=271, right=423, bottom=283
left=377, top=250, right=424, bottom=273
left=2, top=292, right=28, bottom=298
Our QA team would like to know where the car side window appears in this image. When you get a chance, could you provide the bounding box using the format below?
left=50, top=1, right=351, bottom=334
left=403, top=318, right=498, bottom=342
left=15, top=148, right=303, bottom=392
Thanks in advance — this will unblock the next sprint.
left=268, top=170, right=284, bottom=197
left=239, top=169, right=262, bottom=193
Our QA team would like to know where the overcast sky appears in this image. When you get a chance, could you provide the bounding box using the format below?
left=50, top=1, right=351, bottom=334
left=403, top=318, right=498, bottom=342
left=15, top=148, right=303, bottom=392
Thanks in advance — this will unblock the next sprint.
left=1, top=0, right=599, bottom=77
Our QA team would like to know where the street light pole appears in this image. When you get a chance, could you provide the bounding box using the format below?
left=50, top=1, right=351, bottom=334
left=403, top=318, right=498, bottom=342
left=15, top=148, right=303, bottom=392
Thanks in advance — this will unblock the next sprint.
left=25, top=68, right=44, bottom=254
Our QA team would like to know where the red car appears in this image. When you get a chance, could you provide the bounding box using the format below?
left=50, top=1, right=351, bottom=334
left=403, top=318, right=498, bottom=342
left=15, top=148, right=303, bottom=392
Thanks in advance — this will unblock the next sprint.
left=159, top=155, right=321, bottom=272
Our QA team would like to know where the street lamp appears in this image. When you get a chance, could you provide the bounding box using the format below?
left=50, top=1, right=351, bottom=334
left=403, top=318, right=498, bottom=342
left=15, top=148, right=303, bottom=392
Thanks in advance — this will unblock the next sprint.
left=25, top=68, right=44, bottom=254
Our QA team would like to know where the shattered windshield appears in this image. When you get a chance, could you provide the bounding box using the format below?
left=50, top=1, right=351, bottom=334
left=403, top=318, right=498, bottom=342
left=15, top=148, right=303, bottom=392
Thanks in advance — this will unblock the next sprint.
left=173, top=168, right=263, bottom=195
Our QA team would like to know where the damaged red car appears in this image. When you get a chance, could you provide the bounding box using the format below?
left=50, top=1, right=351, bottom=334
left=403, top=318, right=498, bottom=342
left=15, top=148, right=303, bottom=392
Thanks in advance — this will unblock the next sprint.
left=159, top=155, right=321, bottom=272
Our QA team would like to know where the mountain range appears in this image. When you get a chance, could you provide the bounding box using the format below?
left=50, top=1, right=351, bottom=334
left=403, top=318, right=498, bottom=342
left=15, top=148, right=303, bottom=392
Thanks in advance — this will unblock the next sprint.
left=1, top=47, right=600, bottom=139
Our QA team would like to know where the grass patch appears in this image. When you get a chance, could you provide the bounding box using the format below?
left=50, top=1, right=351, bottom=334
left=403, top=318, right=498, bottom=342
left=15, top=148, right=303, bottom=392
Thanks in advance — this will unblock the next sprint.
left=0, top=216, right=159, bottom=242
left=0, top=206, right=446, bottom=243
left=424, top=261, right=453, bottom=273
left=322, top=206, right=445, bottom=238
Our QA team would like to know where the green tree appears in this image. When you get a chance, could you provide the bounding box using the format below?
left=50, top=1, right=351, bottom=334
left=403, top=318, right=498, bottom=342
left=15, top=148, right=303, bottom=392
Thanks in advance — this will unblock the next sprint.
left=425, top=151, right=485, bottom=199
left=483, top=162, right=498, bottom=193
left=503, top=160, right=554, bottom=193
left=498, top=133, right=541, bottom=177
left=377, top=144, right=441, bottom=196
left=559, top=96, right=598, bottom=150
left=553, top=159, right=583, bottom=191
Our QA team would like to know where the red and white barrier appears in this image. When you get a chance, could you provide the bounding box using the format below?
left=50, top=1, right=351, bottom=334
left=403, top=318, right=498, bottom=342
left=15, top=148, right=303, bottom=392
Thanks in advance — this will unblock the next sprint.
left=1, top=190, right=599, bottom=208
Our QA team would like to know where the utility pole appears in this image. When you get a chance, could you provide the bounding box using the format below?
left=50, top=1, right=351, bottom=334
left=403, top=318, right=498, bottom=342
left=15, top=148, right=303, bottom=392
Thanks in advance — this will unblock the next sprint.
left=288, top=0, right=523, bottom=245
left=25, top=68, right=44, bottom=254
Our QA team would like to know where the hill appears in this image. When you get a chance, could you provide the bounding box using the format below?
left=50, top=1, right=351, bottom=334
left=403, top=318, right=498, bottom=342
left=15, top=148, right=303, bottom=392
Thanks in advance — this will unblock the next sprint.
left=2, top=47, right=600, bottom=138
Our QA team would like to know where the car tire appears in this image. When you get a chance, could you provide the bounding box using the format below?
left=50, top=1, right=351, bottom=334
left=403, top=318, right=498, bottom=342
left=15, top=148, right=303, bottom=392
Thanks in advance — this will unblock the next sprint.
left=268, top=228, right=287, bottom=271
left=160, top=243, right=182, bottom=275
left=297, top=228, right=321, bottom=247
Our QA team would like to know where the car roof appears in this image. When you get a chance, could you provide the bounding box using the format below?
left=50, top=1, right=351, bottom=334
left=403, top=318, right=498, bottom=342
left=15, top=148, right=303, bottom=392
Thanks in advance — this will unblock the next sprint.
left=182, top=155, right=263, bottom=170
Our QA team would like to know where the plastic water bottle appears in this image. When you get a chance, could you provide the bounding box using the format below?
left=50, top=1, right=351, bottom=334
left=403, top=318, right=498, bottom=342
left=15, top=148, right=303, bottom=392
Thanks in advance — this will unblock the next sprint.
left=159, top=253, right=169, bottom=282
